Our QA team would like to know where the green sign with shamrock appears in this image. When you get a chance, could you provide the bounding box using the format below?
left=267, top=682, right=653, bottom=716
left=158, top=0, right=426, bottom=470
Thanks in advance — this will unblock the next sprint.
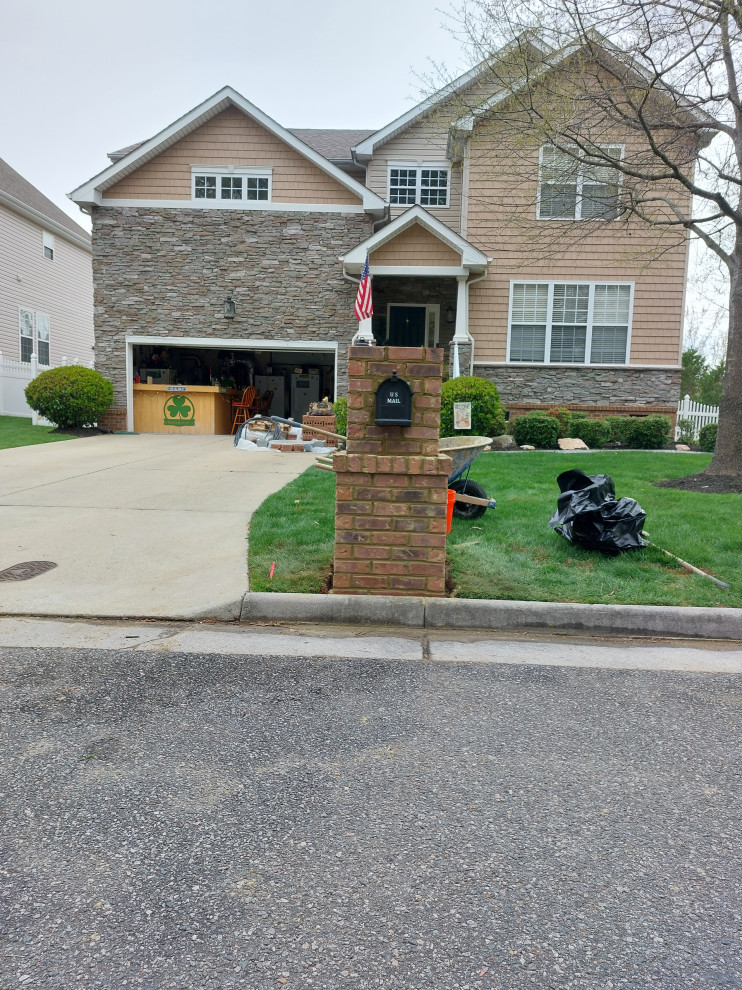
left=163, top=394, right=195, bottom=427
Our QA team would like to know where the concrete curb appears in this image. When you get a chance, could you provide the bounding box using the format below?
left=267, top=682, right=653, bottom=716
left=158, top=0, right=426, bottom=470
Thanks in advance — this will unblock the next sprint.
left=240, top=592, right=425, bottom=627
left=240, top=592, right=742, bottom=640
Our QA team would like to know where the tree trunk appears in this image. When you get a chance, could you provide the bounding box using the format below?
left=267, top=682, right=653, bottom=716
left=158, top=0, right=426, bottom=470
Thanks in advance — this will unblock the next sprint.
left=704, top=251, right=742, bottom=478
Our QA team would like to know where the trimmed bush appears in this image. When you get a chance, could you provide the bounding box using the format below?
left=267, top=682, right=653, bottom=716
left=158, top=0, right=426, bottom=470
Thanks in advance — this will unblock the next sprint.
left=512, top=412, right=560, bottom=448
left=25, top=366, right=114, bottom=429
left=603, top=415, right=633, bottom=444
left=333, top=396, right=347, bottom=438
left=624, top=414, right=672, bottom=449
left=698, top=422, right=718, bottom=452
left=569, top=416, right=610, bottom=449
left=546, top=406, right=571, bottom=437
left=440, top=376, right=506, bottom=438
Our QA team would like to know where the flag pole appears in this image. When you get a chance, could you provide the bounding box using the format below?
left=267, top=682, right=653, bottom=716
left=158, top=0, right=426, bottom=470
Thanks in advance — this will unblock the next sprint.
left=352, top=253, right=375, bottom=345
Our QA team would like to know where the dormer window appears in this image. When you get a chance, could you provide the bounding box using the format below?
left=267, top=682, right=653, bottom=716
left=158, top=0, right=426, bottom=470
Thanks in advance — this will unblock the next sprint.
left=191, top=167, right=271, bottom=204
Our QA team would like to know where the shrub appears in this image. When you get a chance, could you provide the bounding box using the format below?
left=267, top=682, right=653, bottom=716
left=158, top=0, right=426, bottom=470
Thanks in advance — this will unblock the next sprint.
left=511, top=412, right=560, bottom=448
left=25, top=366, right=114, bottom=429
left=546, top=406, right=571, bottom=437
left=439, top=376, right=506, bottom=438
left=569, top=416, right=610, bottom=448
left=603, top=416, right=633, bottom=444
left=333, top=396, right=347, bottom=438
left=624, top=414, right=672, bottom=449
left=676, top=418, right=696, bottom=443
left=698, top=422, right=718, bottom=452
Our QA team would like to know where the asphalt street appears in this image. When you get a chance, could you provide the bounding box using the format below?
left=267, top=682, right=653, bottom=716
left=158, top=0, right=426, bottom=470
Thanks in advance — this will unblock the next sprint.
left=1, top=640, right=740, bottom=989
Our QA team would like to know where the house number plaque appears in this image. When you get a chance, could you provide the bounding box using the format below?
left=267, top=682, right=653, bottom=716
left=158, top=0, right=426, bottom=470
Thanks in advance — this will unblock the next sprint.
left=375, top=371, right=412, bottom=427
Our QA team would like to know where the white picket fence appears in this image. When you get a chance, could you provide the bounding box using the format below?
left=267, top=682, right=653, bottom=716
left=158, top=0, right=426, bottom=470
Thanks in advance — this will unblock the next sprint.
left=0, top=352, right=93, bottom=424
left=675, top=394, right=719, bottom=440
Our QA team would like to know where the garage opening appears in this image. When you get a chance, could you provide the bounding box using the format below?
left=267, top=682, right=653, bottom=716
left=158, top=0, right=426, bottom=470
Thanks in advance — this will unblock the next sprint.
left=128, top=339, right=337, bottom=434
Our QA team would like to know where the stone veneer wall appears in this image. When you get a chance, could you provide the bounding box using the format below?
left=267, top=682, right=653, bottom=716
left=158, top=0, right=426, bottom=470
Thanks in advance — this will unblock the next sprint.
left=476, top=365, right=681, bottom=410
left=91, top=208, right=373, bottom=410
left=333, top=346, right=452, bottom=597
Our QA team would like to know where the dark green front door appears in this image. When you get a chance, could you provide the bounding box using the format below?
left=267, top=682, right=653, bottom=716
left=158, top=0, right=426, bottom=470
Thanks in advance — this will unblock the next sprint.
left=388, top=306, right=426, bottom=346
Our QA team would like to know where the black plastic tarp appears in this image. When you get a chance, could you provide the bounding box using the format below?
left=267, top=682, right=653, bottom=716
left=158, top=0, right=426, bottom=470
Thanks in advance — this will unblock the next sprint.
left=549, top=469, right=648, bottom=555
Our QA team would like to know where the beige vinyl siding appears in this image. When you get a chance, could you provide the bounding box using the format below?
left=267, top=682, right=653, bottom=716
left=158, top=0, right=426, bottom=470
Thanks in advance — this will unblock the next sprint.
left=370, top=224, right=462, bottom=266
left=366, top=117, right=464, bottom=233
left=465, top=118, right=687, bottom=367
left=0, top=203, right=93, bottom=364
left=103, top=107, right=362, bottom=206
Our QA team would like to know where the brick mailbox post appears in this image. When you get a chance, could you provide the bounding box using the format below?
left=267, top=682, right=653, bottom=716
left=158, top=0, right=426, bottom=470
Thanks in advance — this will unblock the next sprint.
left=332, top=345, right=452, bottom=597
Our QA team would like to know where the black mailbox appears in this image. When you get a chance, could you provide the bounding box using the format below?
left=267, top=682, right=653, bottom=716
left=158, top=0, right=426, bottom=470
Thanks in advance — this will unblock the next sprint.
left=375, top=371, right=412, bottom=426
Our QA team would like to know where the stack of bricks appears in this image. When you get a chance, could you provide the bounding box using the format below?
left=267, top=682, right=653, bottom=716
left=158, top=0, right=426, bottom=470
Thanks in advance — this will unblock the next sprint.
left=332, top=345, right=452, bottom=597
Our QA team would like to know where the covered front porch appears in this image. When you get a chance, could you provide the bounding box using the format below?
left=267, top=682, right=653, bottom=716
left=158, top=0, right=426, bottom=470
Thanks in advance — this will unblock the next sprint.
left=341, top=205, right=489, bottom=376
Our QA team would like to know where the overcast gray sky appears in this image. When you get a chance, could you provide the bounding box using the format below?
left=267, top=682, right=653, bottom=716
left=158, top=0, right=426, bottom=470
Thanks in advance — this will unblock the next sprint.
left=1, top=0, right=467, bottom=233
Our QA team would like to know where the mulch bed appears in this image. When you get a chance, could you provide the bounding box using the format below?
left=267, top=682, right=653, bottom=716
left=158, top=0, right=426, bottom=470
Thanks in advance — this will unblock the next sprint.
left=654, top=473, right=742, bottom=494
left=50, top=427, right=110, bottom=438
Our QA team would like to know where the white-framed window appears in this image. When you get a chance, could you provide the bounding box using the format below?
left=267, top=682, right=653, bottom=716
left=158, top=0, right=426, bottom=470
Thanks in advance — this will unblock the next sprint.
left=538, top=145, right=622, bottom=220
left=507, top=281, right=633, bottom=364
left=36, top=313, right=50, bottom=365
left=191, top=166, right=272, bottom=203
left=19, top=308, right=35, bottom=362
left=388, top=164, right=449, bottom=208
left=19, top=309, right=51, bottom=364
left=43, top=231, right=54, bottom=260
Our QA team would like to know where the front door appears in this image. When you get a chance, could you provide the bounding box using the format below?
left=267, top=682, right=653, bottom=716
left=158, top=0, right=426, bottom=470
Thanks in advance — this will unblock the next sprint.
left=388, top=305, right=427, bottom=346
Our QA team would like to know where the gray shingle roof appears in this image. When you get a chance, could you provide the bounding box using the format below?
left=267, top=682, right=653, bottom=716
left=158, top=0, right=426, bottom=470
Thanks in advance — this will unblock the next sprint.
left=0, top=157, right=90, bottom=241
left=288, top=129, right=376, bottom=160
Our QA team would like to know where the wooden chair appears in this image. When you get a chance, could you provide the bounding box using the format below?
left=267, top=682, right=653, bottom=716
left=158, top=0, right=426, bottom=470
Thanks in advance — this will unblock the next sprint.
left=231, top=385, right=257, bottom=434
left=255, top=390, right=274, bottom=415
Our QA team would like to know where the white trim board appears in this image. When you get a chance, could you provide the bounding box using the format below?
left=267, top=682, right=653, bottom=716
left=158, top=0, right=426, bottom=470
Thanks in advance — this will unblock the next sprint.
left=97, top=199, right=367, bottom=214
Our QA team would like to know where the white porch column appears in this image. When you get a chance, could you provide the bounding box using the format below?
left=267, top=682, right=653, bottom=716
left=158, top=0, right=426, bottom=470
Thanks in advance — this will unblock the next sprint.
left=352, top=317, right=375, bottom=345
left=453, top=275, right=469, bottom=341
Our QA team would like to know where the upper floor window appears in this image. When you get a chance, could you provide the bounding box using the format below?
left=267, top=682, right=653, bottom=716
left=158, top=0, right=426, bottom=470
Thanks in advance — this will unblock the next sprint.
left=389, top=165, right=449, bottom=208
left=191, top=167, right=271, bottom=203
left=508, top=281, right=632, bottom=364
left=538, top=145, right=622, bottom=220
left=43, top=232, right=54, bottom=260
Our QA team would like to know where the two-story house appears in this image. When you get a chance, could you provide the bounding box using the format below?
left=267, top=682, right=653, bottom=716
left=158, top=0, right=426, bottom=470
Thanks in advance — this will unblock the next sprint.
left=69, top=38, right=686, bottom=433
left=1, top=158, right=93, bottom=375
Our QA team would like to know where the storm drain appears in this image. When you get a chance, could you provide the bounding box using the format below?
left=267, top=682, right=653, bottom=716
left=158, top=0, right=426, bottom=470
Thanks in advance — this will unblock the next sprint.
left=0, top=561, right=57, bottom=582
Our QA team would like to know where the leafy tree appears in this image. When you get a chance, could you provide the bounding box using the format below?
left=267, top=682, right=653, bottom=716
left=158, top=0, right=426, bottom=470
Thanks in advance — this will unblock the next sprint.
left=442, top=0, right=742, bottom=484
left=681, top=348, right=708, bottom=401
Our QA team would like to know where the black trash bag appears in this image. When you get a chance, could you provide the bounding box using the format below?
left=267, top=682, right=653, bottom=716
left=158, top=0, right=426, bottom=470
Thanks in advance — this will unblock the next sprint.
left=549, top=469, right=648, bottom=555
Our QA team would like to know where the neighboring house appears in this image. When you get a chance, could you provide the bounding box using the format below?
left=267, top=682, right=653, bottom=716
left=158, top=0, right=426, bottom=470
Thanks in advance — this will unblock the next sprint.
left=1, top=158, right=93, bottom=373
left=69, top=40, right=687, bottom=433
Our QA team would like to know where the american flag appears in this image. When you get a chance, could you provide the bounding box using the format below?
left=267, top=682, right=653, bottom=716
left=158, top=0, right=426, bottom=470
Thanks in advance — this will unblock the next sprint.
left=354, top=254, right=373, bottom=321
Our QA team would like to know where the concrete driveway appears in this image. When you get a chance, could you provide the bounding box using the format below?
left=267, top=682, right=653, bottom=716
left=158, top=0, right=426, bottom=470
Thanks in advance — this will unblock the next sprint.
left=0, top=434, right=316, bottom=619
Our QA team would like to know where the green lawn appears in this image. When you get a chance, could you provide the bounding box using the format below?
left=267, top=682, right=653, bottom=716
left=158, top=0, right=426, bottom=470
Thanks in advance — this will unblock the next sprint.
left=0, top=416, right=74, bottom=449
left=248, top=452, right=741, bottom=607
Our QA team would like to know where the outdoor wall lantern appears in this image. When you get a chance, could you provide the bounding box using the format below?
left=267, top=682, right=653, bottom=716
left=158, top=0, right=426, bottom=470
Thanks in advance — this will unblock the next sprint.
left=223, top=296, right=236, bottom=320
left=375, top=370, right=412, bottom=427
left=446, top=305, right=455, bottom=324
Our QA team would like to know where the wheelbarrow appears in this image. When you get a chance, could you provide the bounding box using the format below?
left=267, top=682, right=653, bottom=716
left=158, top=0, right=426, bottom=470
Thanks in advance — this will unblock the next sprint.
left=439, top=436, right=496, bottom=520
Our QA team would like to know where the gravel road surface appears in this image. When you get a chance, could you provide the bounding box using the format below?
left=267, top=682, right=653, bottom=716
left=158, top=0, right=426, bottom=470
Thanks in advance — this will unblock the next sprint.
left=1, top=646, right=740, bottom=989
